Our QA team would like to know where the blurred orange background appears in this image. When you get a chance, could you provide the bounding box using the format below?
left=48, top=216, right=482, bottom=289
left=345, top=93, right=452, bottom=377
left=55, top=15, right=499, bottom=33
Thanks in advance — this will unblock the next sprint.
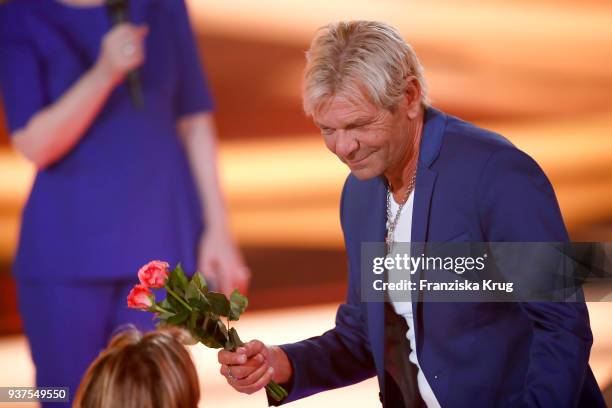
left=0, top=0, right=611, bottom=406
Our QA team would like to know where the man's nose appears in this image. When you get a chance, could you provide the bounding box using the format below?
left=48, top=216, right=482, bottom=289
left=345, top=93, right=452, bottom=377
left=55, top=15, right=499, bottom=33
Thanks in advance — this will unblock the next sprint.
left=335, top=131, right=359, bottom=159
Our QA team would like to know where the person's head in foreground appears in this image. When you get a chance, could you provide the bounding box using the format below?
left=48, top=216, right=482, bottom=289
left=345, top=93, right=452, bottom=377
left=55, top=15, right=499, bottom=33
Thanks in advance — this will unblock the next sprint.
left=73, top=326, right=200, bottom=408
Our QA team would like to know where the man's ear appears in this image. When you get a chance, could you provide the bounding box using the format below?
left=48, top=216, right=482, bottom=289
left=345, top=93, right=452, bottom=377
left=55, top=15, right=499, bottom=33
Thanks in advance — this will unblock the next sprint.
left=403, top=76, right=422, bottom=120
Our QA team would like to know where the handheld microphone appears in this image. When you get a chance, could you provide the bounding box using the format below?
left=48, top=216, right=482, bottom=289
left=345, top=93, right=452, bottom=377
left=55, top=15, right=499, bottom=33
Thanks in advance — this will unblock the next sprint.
left=105, top=0, right=144, bottom=108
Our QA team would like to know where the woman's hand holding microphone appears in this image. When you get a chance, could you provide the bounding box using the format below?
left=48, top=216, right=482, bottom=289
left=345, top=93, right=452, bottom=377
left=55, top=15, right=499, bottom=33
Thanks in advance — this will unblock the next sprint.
left=95, top=23, right=148, bottom=86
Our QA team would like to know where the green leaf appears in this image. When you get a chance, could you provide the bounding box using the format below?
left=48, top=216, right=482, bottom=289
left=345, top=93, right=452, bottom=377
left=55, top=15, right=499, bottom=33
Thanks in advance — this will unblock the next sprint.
left=217, top=319, right=229, bottom=344
left=192, top=272, right=208, bottom=292
left=193, top=326, right=224, bottom=349
left=157, top=311, right=176, bottom=320
left=225, top=327, right=245, bottom=351
left=201, top=314, right=214, bottom=331
left=207, top=292, right=230, bottom=317
left=195, top=315, right=229, bottom=348
left=166, top=310, right=189, bottom=325
left=166, top=292, right=189, bottom=313
left=158, top=298, right=173, bottom=312
left=229, top=289, right=249, bottom=321
left=187, top=309, right=199, bottom=331
left=169, top=263, right=189, bottom=292
left=185, top=280, right=201, bottom=301
left=189, top=296, right=211, bottom=313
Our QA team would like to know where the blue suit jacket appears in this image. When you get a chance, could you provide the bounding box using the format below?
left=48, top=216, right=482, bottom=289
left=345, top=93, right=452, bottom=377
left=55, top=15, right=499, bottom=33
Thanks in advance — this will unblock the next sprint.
left=276, top=108, right=605, bottom=407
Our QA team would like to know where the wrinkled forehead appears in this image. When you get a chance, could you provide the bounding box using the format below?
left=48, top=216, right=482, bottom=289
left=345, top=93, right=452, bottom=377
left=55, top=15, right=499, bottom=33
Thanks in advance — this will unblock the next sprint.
left=312, top=90, right=381, bottom=126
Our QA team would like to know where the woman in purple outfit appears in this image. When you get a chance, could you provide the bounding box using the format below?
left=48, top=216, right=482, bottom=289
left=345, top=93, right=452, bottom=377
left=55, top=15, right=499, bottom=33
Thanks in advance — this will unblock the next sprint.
left=0, top=0, right=249, bottom=405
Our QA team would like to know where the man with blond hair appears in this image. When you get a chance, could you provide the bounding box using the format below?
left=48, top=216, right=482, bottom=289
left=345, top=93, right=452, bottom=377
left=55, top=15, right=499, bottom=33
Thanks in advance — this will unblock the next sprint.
left=217, top=21, right=605, bottom=407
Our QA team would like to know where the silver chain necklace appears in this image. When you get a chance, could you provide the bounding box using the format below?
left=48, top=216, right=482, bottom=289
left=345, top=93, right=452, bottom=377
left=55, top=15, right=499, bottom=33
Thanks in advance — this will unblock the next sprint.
left=386, top=173, right=416, bottom=254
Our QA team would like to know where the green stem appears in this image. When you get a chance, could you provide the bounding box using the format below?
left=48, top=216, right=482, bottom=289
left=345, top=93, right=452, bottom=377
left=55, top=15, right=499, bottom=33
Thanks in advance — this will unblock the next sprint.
left=165, top=286, right=193, bottom=312
left=266, top=381, right=288, bottom=401
left=152, top=304, right=174, bottom=314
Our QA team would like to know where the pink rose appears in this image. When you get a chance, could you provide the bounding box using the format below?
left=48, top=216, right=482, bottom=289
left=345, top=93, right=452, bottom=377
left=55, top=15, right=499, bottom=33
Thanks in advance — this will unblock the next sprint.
left=138, top=260, right=170, bottom=289
left=127, top=284, right=154, bottom=310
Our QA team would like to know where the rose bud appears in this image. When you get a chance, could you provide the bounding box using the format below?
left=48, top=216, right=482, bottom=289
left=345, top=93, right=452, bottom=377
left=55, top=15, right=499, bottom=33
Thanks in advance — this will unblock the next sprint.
left=138, top=260, right=170, bottom=289
left=127, top=284, right=154, bottom=310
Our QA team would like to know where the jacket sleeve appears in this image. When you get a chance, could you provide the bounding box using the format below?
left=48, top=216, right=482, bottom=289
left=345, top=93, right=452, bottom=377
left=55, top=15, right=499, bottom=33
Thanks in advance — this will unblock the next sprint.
left=477, top=147, right=593, bottom=408
left=268, top=177, right=376, bottom=405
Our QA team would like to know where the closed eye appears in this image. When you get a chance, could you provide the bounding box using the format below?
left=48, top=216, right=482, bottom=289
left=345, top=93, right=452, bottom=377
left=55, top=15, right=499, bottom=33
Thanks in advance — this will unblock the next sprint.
left=320, top=127, right=335, bottom=135
left=345, top=123, right=365, bottom=131
left=346, top=118, right=373, bottom=130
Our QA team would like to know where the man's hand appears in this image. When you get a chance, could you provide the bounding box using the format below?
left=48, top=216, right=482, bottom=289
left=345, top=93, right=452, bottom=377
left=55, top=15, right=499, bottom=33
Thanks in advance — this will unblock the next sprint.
left=198, top=228, right=250, bottom=297
left=218, top=340, right=292, bottom=395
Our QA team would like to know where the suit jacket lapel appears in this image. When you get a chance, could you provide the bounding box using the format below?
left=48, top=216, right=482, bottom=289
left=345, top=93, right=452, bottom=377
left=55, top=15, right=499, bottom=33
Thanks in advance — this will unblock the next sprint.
left=410, top=166, right=437, bottom=354
left=364, top=177, right=388, bottom=384
left=410, top=108, right=446, bottom=355
left=364, top=108, right=448, bottom=390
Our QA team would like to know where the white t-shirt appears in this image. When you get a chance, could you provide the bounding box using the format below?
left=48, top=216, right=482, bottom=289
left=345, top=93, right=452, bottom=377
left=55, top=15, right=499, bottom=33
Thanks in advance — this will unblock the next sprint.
left=387, top=191, right=441, bottom=408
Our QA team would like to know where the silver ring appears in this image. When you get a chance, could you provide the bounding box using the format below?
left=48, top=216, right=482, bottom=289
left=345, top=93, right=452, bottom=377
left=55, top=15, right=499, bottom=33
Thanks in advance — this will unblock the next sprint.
left=227, top=366, right=236, bottom=381
left=122, top=43, right=136, bottom=57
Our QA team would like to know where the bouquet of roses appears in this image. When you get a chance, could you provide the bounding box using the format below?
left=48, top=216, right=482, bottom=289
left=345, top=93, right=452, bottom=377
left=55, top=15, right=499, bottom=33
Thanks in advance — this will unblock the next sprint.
left=127, top=260, right=288, bottom=401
